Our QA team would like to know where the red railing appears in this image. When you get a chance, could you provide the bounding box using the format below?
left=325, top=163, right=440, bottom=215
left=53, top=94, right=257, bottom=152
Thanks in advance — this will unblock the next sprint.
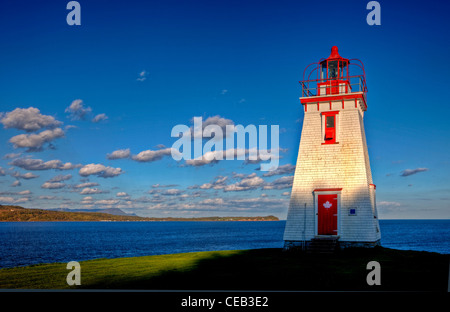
left=299, top=75, right=367, bottom=99
left=300, top=57, right=368, bottom=100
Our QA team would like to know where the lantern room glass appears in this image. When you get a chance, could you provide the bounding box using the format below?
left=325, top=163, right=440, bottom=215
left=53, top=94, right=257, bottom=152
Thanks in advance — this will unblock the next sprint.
left=328, top=61, right=338, bottom=79
left=320, top=60, right=348, bottom=81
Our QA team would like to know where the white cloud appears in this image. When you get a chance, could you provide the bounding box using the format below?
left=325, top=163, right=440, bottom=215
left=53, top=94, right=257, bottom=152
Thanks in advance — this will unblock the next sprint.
left=190, top=176, right=228, bottom=190
left=64, top=125, right=77, bottom=131
left=10, top=158, right=81, bottom=171
left=161, top=189, right=183, bottom=196
left=228, top=197, right=286, bottom=206
left=107, top=148, right=131, bottom=160
left=81, top=196, right=94, bottom=204
left=9, top=127, right=65, bottom=151
left=79, top=163, right=124, bottom=178
left=224, top=176, right=265, bottom=192
left=201, top=115, right=234, bottom=132
left=198, top=183, right=213, bottom=189
left=184, top=148, right=245, bottom=167
left=95, top=199, right=119, bottom=205
left=65, top=99, right=92, bottom=120
left=183, top=152, right=221, bottom=167
left=0, top=107, right=62, bottom=132
left=0, top=190, right=31, bottom=195
left=20, top=172, right=39, bottom=179
left=3, top=153, right=21, bottom=159
left=132, top=148, right=174, bottom=162
left=11, top=171, right=39, bottom=180
left=73, top=182, right=99, bottom=188
left=186, top=172, right=294, bottom=194
left=80, top=187, right=107, bottom=195
left=232, top=172, right=257, bottom=179
left=116, top=192, right=129, bottom=197
left=163, top=195, right=289, bottom=214
left=92, top=113, right=108, bottom=123
left=199, top=198, right=225, bottom=205
left=183, top=147, right=282, bottom=167
left=14, top=197, right=30, bottom=203
left=41, top=182, right=66, bottom=189
left=11, top=180, right=21, bottom=187
left=243, top=148, right=285, bottom=165
left=262, top=164, right=296, bottom=177
left=0, top=196, right=15, bottom=203
left=61, top=162, right=80, bottom=170
left=186, top=171, right=294, bottom=195
left=39, top=195, right=58, bottom=200
left=262, top=175, right=294, bottom=190
left=137, top=70, right=148, bottom=82
left=134, top=195, right=164, bottom=204
left=47, top=174, right=72, bottom=183
left=184, top=116, right=235, bottom=141
left=400, top=168, right=429, bottom=177
left=151, top=183, right=179, bottom=188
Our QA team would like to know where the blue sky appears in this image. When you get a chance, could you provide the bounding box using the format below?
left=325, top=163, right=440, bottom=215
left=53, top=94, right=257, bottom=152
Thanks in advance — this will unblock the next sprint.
left=0, top=0, right=449, bottom=219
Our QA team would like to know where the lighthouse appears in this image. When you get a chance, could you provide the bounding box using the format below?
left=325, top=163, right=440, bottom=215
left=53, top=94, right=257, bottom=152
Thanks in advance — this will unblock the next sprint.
left=283, top=46, right=381, bottom=251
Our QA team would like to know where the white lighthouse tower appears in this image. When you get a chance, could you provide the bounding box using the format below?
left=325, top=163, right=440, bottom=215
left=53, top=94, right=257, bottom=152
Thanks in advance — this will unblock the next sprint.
left=283, top=46, right=381, bottom=251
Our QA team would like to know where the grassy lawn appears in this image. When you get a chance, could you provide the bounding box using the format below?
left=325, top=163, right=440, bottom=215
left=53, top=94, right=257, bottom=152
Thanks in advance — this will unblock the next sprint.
left=0, top=247, right=448, bottom=291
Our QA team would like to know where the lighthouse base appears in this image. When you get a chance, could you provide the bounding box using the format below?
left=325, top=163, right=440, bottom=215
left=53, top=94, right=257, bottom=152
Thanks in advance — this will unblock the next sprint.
left=283, top=239, right=381, bottom=252
left=338, top=240, right=381, bottom=249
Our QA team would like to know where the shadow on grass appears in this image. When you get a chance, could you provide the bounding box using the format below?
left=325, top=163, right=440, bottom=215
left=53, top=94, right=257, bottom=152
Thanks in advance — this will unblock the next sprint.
left=83, top=247, right=449, bottom=291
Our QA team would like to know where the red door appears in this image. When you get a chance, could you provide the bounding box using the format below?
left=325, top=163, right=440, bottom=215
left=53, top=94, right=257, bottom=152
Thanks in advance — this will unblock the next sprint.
left=318, top=194, right=338, bottom=235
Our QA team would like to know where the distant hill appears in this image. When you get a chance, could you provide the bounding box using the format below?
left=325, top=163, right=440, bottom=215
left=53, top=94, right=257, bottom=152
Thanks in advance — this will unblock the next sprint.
left=0, top=205, right=279, bottom=222
left=0, top=205, right=149, bottom=222
left=48, top=208, right=137, bottom=217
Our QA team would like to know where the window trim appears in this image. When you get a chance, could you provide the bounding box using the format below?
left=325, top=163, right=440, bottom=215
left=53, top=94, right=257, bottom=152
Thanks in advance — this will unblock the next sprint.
left=321, top=111, right=339, bottom=145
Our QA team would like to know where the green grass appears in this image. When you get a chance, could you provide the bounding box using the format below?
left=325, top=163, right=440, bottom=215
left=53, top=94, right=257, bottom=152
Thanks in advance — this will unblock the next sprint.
left=0, top=247, right=448, bottom=291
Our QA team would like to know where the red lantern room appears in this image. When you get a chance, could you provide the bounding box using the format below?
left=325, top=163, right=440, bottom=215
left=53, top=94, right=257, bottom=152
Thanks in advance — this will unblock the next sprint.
left=318, top=46, right=350, bottom=95
left=300, top=46, right=368, bottom=111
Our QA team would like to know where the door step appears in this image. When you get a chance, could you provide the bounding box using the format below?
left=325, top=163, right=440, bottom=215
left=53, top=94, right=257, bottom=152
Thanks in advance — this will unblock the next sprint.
left=307, top=236, right=340, bottom=254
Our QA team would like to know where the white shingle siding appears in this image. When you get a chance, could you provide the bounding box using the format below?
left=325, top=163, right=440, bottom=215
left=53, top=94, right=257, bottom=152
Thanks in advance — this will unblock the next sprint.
left=284, top=99, right=381, bottom=245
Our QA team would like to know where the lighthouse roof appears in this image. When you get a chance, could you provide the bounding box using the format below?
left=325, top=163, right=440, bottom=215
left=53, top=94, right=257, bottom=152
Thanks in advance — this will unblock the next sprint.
left=320, top=46, right=349, bottom=64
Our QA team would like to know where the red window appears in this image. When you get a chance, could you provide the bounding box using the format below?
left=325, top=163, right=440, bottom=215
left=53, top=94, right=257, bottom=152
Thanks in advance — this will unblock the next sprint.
left=322, top=111, right=338, bottom=144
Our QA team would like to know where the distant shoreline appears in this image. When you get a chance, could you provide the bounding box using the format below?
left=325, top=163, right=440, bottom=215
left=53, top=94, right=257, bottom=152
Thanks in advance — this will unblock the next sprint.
left=0, top=219, right=281, bottom=222
left=0, top=205, right=279, bottom=222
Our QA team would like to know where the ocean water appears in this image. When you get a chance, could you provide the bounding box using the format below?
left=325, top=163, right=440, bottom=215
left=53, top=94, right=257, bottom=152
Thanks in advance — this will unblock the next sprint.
left=0, top=220, right=448, bottom=268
